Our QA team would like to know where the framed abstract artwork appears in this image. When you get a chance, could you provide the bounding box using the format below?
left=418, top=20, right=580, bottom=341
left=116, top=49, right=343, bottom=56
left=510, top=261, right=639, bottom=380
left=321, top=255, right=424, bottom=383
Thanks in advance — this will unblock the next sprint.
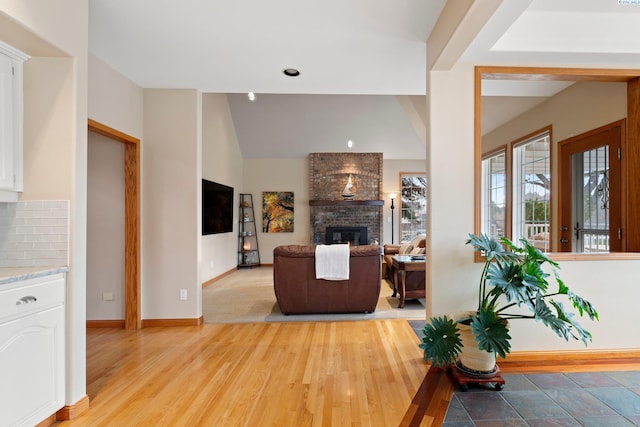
left=262, top=191, right=294, bottom=232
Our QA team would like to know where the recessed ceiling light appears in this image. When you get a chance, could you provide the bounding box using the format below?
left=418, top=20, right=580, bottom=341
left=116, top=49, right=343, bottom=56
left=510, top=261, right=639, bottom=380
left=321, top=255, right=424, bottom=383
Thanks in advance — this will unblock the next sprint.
left=283, top=68, right=300, bottom=77
left=247, top=92, right=256, bottom=101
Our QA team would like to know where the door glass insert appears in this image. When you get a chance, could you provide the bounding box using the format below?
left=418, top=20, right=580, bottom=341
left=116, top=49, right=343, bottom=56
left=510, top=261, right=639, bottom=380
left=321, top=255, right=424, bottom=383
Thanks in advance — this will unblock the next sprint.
left=574, top=146, right=609, bottom=252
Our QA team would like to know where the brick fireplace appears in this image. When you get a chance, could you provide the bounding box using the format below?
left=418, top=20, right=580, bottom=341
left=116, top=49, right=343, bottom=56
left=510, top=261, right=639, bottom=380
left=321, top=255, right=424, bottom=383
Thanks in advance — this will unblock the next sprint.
left=309, top=153, right=383, bottom=245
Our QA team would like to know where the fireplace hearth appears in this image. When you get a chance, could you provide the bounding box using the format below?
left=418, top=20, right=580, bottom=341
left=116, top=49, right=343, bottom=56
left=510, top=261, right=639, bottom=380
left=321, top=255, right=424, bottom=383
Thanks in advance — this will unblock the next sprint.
left=325, top=226, right=368, bottom=246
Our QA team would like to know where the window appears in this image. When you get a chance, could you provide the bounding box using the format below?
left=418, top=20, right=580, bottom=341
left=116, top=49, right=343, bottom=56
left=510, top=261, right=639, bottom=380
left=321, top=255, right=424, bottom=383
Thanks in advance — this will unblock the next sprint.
left=481, top=148, right=507, bottom=240
left=512, top=130, right=551, bottom=252
left=400, top=173, right=427, bottom=243
left=476, top=66, right=640, bottom=256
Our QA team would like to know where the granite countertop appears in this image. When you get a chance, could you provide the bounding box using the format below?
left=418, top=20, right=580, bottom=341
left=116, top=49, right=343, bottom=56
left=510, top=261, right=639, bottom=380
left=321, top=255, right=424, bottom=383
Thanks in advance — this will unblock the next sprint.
left=0, top=266, right=69, bottom=285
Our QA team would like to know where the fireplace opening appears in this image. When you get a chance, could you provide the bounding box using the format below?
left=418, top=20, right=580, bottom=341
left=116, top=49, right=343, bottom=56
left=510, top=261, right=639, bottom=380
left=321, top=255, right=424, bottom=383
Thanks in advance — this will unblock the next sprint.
left=325, top=226, right=368, bottom=246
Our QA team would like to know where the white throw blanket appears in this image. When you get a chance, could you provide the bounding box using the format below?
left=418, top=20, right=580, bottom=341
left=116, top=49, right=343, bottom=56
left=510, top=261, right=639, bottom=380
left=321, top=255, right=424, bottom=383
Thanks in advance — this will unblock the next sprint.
left=315, top=244, right=350, bottom=281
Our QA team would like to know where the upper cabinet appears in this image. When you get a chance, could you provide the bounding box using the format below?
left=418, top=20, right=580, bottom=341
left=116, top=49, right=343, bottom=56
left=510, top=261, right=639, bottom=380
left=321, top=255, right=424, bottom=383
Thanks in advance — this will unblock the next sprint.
left=0, top=42, right=29, bottom=202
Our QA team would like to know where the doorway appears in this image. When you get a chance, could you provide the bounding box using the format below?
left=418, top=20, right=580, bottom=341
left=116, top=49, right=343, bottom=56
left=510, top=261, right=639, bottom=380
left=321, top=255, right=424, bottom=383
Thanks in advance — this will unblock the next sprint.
left=87, top=119, right=141, bottom=329
left=559, top=120, right=625, bottom=252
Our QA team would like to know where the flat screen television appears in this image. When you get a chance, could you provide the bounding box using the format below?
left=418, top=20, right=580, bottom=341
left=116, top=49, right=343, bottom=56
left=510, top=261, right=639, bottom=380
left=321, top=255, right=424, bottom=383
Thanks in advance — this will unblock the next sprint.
left=202, top=179, right=234, bottom=235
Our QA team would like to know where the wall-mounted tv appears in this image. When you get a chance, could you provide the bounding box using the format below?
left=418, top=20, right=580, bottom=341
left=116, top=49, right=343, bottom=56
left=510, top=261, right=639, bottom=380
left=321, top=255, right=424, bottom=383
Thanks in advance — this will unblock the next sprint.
left=202, top=179, right=234, bottom=235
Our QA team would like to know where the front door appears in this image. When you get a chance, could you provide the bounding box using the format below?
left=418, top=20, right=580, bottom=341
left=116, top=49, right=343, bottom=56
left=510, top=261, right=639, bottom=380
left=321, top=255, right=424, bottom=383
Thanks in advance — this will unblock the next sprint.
left=558, top=120, right=624, bottom=252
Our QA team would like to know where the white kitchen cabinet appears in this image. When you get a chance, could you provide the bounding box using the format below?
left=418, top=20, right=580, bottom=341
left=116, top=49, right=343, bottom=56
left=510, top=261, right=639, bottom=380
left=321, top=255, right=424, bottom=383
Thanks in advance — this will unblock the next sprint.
left=0, top=42, right=29, bottom=202
left=0, top=273, right=65, bottom=427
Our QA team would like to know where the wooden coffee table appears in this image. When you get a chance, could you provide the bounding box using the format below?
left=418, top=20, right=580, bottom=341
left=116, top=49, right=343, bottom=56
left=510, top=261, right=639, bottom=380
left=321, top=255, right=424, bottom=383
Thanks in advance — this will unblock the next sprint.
left=391, top=255, right=426, bottom=308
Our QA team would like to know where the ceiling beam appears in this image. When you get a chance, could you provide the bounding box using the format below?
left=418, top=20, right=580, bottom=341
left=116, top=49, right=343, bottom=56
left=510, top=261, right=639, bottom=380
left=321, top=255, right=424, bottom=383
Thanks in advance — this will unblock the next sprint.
left=427, top=0, right=503, bottom=71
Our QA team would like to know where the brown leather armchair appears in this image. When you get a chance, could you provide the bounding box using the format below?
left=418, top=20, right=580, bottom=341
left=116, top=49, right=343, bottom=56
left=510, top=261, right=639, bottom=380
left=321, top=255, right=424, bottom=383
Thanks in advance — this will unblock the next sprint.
left=383, top=236, right=426, bottom=297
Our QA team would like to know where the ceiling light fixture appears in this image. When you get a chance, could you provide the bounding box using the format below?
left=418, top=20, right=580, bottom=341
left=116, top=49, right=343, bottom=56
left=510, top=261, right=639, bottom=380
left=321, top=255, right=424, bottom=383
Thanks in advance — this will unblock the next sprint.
left=347, top=140, right=353, bottom=148
left=247, top=92, right=256, bottom=101
left=283, top=68, right=300, bottom=77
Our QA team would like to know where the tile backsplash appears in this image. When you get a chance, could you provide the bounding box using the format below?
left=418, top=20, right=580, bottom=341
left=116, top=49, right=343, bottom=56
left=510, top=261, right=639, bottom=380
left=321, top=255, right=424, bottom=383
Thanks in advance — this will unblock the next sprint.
left=0, top=200, right=69, bottom=267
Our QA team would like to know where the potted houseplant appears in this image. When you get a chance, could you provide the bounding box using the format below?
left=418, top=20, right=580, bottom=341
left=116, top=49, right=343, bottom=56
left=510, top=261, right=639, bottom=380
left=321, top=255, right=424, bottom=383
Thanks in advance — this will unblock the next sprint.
left=420, top=233, right=599, bottom=374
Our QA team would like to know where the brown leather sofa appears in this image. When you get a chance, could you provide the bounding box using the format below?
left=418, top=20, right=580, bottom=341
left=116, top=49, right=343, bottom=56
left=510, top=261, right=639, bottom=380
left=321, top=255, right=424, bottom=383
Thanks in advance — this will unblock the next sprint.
left=273, top=244, right=382, bottom=314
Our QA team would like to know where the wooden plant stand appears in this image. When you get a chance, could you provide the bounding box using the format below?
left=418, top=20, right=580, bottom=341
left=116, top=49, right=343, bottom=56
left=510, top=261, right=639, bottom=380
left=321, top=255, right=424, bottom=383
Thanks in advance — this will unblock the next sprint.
left=448, top=363, right=505, bottom=391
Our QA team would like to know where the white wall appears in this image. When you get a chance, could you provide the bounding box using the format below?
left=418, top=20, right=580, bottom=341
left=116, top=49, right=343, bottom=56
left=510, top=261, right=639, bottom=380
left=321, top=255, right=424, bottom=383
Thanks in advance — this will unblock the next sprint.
left=87, top=51, right=143, bottom=322
left=87, top=132, right=125, bottom=320
left=23, top=58, right=74, bottom=200
left=427, top=62, right=640, bottom=351
left=242, top=159, right=309, bottom=264
left=0, top=0, right=89, bottom=407
left=483, top=82, right=626, bottom=153
left=201, top=93, right=244, bottom=281
left=88, top=54, right=143, bottom=139
left=428, top=64, right=480, bottom=320
left=143, top=89, right=201, bottom=319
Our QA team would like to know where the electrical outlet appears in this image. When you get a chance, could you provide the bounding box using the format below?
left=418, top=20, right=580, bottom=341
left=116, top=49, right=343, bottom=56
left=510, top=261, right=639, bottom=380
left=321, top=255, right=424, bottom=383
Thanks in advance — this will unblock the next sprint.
left=102, top=292, right=114, bottom=301
left=209, top=260, right=214, bottom=268
left=180, top=289, right=188, bottom=300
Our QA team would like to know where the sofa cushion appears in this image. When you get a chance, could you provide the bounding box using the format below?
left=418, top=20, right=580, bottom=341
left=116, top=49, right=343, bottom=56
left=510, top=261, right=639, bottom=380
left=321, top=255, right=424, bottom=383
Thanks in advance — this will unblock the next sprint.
left=410, top=234, right=427, bottom=248
left=410, top=247, right=426, bottom=255
left=398, top=243, right=413, bottom=254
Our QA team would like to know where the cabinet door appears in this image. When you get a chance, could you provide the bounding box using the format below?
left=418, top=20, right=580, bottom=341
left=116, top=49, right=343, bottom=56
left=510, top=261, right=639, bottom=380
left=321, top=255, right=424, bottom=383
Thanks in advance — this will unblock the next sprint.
left=0, top=305, right=65, bottom=427
left=0, top=52, right=14, bottom=191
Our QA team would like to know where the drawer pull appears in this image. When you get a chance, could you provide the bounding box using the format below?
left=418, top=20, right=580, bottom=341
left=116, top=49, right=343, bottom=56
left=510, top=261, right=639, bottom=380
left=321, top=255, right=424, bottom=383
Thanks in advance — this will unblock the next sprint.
left=16, top=296, right=38, bottom=305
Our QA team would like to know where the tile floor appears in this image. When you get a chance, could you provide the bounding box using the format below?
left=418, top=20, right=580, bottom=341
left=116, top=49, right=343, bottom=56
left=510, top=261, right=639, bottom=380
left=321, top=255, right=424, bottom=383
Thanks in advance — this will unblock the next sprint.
left=407, top=321, right=640, bottom=426
left=443, top=371, right=640, bottom=426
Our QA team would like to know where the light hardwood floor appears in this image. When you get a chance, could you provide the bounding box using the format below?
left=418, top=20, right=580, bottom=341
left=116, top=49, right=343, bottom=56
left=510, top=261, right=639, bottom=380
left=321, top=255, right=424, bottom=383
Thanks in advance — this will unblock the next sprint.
left=56, top=320, right=431, bottom=427
left=54, top=320, right=640, bottom=427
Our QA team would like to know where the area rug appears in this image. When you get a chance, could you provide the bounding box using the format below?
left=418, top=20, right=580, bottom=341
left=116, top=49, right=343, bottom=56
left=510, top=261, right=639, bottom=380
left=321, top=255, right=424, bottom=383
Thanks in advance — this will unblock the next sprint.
left=203, top=266, right=426, bottom=323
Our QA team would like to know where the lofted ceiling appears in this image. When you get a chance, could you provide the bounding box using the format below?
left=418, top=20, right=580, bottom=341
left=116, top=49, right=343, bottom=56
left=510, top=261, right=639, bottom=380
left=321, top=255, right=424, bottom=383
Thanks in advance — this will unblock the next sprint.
left=89, top=0, right=640, bottom=159
left=227, top=94, right=425, bottom=159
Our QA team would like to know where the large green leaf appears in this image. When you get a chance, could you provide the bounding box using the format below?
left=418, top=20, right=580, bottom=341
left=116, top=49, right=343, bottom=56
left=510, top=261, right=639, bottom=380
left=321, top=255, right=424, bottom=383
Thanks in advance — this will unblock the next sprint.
left=551, top=270, right=597, bottom=320
left=514, top=237, right=559, bottom=268
left=486, top=263, right=534, bottom=311
left=521, top=261, right=549, bottom=292
left=466, top=233, right=519, bottom=263
left=549, top=300, right=593, bottom=346
left=533, top=295, right=572, bottom=340
left=419, top=316, right=463, bottom=368
left=470, top=309, right=511, bottom=358
left=568, top=291, right=599, bottom=321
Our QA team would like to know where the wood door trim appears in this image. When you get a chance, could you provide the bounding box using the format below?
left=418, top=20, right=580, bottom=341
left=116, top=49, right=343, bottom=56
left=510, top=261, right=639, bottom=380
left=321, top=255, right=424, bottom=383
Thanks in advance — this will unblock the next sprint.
left=628, top=78, right=640, bottom=251
left=478, top=66, right=640, bottom=83
left=88, top=119, right=141, bottom=330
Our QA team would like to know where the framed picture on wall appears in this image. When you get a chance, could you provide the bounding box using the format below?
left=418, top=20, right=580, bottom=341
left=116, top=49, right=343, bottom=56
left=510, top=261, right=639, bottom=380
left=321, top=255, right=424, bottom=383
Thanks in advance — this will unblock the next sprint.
left=262, top=192, right=294, bottom=232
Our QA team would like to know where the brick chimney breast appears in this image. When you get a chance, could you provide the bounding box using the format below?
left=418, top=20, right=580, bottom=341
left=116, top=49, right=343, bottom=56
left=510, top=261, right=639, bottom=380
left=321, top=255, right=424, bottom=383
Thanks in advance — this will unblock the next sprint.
left=309, top=153, right=383, bottom=245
